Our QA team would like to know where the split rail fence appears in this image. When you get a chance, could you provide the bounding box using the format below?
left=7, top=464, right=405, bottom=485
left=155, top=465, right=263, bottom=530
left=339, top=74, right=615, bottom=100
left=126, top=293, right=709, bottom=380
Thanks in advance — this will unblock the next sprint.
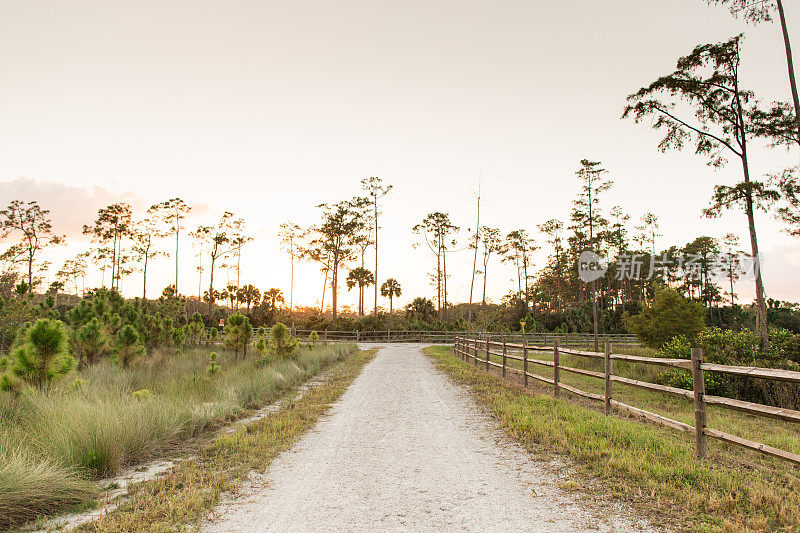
left=454, top=333, right=800, bottom=466
left=291, top=329, right=637, bottom=346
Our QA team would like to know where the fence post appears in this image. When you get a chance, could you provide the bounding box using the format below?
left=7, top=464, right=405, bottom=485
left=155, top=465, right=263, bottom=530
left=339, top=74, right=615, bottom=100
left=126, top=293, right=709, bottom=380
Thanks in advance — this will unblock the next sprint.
left=502, top=335, right=507, bottom=378
left=485, top=335, right=490, bottom=370
left=324, top=329, right=328, bottom=343
left=523, top=333, right=529, bottom=387
left=604, top=342, right=612, bottom=415
left=691, top=347, right=708, bottom=459
left=553, top=339, right=560, bottom=398
left=356, top=330, right=360, bottom=342
left=474, top=335, right=479, bottom=366
left=388, top=328, right=390, bottom=342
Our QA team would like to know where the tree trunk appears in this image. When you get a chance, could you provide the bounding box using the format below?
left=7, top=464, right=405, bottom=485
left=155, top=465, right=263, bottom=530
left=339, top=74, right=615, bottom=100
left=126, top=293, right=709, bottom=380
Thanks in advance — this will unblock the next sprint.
left=321, top=268, right=328, bottom=314
left=742, top=157, right=770, bottom=349
left=331, top=257, right=339, bottom=319
left=27, top=251, right=33, bottom=291
left=729, top=259, right=735, bottom=305
left=523, top=253, right=529, bottom=310
left=143, top=255, right=148, bottom=300
left=592, top=286, right=600, bottom=352
left=373, top=200, right=379, bottom=316
left=468, top=189, right=480, bottom=323
left=175, top=222, right=180, bottom=296
left=556, top=248, right=562, bottom=312
left=111, top=228, right=118, bottom=292
left=207, top=256, right=216, bottom=315
left=443, top=247, right=448, bottom=322
left=777, top=0, right=800, bottom=147
left=436, top=248, right=442, bottom=318
left=481, top=259, right=488, bottom=307
left=290, top=251, right=294, bottom=316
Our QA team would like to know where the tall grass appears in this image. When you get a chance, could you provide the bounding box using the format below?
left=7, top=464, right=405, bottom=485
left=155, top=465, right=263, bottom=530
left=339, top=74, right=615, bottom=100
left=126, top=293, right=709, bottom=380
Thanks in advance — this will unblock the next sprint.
left=0, top=343, right=356, bottom=529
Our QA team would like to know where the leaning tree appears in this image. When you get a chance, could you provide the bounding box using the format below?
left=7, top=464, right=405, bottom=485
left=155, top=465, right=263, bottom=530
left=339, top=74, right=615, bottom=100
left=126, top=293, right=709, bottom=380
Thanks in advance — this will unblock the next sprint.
left=623, top=34, right=773, bottom=347
left=705, top=0, right=800, bottom=148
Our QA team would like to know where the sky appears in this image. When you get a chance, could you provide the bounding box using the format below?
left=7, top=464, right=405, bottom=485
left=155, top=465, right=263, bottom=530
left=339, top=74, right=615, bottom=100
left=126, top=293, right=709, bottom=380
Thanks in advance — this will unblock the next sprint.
left=0, top=0, right=799, bottom=311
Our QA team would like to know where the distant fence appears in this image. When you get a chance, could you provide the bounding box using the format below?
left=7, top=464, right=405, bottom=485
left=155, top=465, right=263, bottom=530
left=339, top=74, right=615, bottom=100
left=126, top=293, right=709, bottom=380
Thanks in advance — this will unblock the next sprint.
left=290, top=329, right=638, bottom=346
left=455, top=333, right=800, bottom=466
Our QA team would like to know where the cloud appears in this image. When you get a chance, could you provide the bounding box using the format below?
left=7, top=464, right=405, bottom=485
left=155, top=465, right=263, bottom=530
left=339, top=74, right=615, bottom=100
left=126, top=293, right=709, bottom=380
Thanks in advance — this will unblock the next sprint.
left=0, top=177, right=145, bottom=239
left=0, top=177, right=212, bottom=239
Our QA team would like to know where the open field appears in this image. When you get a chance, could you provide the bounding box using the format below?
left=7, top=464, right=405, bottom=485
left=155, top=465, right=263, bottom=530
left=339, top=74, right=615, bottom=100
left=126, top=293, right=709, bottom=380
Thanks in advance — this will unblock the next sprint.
left=0, top=343, right=358, bottom=530
left=426, top=345, right=800, bottom=532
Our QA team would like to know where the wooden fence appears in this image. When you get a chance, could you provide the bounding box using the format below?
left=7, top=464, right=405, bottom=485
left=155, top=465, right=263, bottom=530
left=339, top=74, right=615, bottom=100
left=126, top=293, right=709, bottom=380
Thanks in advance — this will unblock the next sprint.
left=291, top=329, right=638, bottom=346
left=454, top=333, right=800, bottom=466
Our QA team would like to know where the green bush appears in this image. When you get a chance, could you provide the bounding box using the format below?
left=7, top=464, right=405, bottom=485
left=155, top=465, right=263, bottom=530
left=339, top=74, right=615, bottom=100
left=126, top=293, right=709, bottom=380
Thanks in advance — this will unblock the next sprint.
left=206, top=352, right=220, bottom=375
left=308, top=330, right=319, bottom=349
left=74, top=317, right=109, bottom=366
left=132, top=389, right=151, bottom=401
left=223, top=313, right=252, bottom=359
left=115, top=325, right=146, bottom=368
left=657, top=328, right=800, bottom=408
left=186, top=313, right=205, bottom=345
left=268, top=323, right=300, bottom=359
left=2, top=319, right=75, bottom=390
left=623, top=288, right=706, bottom=348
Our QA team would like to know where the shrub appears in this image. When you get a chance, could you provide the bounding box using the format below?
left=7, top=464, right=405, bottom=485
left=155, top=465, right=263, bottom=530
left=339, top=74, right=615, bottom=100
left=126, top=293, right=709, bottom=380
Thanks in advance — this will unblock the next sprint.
left=206, top=352, right=220, bottom=375
left=268, top=323, right=299, bottom=359
left=132, top=389, right=151, bottom=401
left=74, top=317, right=109, bottom=366
left=3, top=319, right=75, bottom=389
left=207, top=327, right=218, bottom=346
left=623, top=288, right=706, bottom=348
left=115, top=325, right=146, bottom=368
left=223, top=313, right=252, bottom=359
left=308, top=330, right=319, bottom=349
left=186, top=313, right=205, bottom=345
left=171, top=327, right=186, bottom=350
left=657, top=328, right=800, bottom=408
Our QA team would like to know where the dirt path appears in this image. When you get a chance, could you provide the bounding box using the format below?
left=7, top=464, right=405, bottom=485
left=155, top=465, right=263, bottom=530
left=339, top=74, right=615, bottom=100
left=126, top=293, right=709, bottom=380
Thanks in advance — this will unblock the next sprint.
left=204, top=344, right=650, bottom=532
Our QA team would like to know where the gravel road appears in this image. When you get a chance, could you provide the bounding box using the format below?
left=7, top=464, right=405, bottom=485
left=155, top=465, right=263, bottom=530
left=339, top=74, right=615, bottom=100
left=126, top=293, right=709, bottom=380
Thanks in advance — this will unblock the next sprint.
left=204, top=344, right=650, bottom=532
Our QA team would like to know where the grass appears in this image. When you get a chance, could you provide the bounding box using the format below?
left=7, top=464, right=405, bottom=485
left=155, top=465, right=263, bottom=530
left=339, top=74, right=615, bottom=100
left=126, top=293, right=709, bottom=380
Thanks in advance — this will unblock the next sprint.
left=73, top=347, right=376, bottom=532
left=0, top=343, right=358, bottom=530
left=476, top=342, right=800, bottom=455
left=427, top=345, right=800, bottom=532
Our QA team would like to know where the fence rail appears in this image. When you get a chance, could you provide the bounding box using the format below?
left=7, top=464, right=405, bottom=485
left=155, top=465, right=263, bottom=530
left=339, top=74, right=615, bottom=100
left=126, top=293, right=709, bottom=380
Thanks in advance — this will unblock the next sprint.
left=454, top=333, right=800, bottom=466
left=288, top=329, right=638, bottom=346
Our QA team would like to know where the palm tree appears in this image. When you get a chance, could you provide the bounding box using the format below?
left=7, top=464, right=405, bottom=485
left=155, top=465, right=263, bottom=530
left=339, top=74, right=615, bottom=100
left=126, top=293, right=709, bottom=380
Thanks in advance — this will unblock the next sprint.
left=263, top=288, right=285, bottom=311
left=225, top=283, right=238, bottom=309
left=346, top=267, right=375, bottom=316
left=237, top=284, right=261, bottom=311
left=380, top=278, right=402, bottom=314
